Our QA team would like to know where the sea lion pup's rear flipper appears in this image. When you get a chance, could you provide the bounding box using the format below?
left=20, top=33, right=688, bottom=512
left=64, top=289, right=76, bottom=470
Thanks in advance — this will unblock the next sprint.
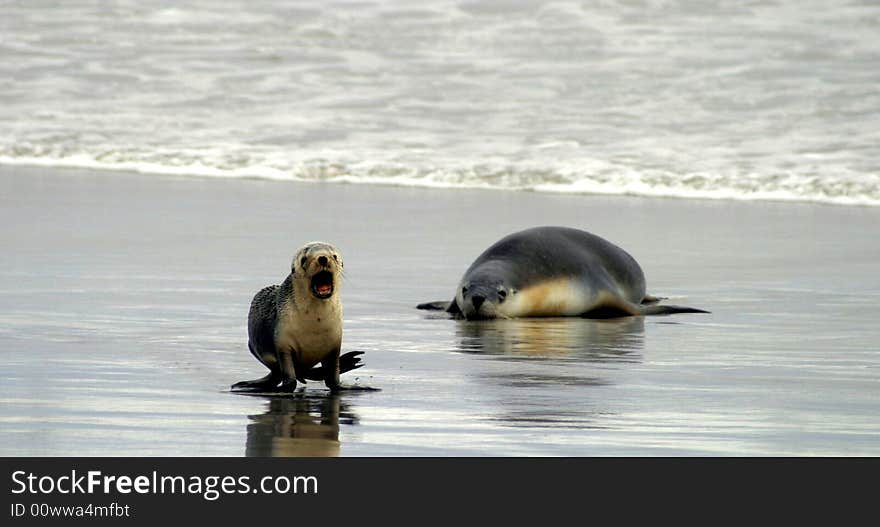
left=416, top=300, right=461, bottom=314
left=301, top=351, right=365, bottom=382
left=639, top=304, right=710, bottom=315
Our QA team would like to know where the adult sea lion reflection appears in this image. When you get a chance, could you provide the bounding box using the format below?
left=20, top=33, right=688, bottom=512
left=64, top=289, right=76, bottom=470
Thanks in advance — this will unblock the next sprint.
left=455, top=317, right=646, bottom=431
left=245, top=395, right=358, bottom=457
left=456, top=316, right=645, bottom=359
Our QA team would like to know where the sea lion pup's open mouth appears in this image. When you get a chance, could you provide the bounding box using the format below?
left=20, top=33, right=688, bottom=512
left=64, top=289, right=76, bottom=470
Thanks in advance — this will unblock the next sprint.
left=310, top=270, right=335, bottom=299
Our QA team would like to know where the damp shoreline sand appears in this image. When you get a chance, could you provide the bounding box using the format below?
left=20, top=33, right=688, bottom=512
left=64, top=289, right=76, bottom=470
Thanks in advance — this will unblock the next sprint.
left=1, top=165, right=878, bottom=456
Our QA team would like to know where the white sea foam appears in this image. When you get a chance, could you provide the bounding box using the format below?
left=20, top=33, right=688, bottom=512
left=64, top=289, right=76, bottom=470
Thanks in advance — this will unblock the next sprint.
left=3, top=149, right=877, bottom=207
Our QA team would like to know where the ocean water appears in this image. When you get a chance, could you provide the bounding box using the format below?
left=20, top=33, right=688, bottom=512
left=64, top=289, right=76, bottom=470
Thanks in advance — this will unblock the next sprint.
left=1, top=0, right=879, bottom=205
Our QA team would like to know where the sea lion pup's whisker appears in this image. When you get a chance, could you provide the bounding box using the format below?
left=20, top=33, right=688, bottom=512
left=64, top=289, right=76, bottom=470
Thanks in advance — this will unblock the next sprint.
left=231, top=241, right=362, bottom=394
left=417, top=226, right=708, bottom=320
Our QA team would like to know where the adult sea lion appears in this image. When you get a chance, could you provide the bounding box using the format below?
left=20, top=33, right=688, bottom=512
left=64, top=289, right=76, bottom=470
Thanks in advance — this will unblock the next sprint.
left=232, top=242, right=363, bottom=393
left=417, top=226, right=708, bottom=319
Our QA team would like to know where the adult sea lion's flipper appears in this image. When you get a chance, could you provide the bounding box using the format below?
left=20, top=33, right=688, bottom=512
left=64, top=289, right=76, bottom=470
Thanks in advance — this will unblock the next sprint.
left=581, top=296, right=709, bottom=318
left=416, top=300, right=450, bottom=310
left=416, top=300, right=460, bottom=314
left=639, top=304, right=710, bottom=315
left=641, top=294, right=666, bottom=304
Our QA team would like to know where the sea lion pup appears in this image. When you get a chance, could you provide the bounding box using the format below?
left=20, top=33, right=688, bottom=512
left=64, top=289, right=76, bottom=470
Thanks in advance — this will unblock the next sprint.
left=232, top=242, right=363, bottom=393
left=418, top=226, right=708, bottom=320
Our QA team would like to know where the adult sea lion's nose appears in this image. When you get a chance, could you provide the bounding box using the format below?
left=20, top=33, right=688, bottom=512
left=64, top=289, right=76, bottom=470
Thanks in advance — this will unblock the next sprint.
left=471, top=295, right=485, bottom=310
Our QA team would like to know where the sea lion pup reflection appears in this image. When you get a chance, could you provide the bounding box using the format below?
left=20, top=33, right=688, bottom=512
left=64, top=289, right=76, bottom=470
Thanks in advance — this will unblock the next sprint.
left=232, top=242, right=363, bottom=393
left=418, top=226, right=708, bottom=320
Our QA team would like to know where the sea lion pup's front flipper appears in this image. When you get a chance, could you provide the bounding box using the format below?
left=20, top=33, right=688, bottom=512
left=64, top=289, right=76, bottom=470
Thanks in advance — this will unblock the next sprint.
left=416, top=300, right=461, bottom=314
left=231, top=341, right=284, bottom=391
left=230, top=371, right=282, bottom=392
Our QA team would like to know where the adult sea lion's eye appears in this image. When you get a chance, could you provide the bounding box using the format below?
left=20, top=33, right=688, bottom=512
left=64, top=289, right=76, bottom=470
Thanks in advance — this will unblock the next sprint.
left=300, top=256, right=307, bottom=267
left=497, top=289, right=507, bottom=301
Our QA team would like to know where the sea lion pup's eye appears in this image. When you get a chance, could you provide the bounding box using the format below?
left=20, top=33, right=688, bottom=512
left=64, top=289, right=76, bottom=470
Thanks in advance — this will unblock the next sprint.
left=300, top=256, right=307, bottom=268
left=462, top=286, right=469, bottom=295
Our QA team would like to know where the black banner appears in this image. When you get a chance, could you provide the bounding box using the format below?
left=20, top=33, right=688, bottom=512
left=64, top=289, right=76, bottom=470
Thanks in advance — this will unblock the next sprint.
left=1, top=458, right=874, bottom=524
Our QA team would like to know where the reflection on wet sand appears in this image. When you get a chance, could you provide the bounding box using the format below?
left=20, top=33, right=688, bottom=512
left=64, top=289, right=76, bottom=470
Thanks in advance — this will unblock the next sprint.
left=456, top=316, right=645, bottom=360
left=455, top=317, right=646, bottom=431
left=245, top=395, right=358, bottom=457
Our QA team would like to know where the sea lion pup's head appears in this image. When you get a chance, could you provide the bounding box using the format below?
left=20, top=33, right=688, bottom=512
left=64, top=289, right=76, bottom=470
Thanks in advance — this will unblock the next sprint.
left=292, top=242, right=343, bottom=300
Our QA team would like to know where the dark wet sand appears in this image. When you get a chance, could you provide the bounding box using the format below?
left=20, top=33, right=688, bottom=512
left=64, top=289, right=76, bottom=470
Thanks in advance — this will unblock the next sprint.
left=1, top=166, right=878, bottom=455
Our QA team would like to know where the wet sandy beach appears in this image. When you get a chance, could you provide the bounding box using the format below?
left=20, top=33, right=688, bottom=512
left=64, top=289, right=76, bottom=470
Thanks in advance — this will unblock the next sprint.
left=1, top=166, right=878, bottom=455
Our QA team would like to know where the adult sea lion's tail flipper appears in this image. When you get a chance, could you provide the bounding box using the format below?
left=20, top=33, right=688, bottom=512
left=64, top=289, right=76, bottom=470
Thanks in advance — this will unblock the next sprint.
left=639, top=304, right=710, bottom=315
